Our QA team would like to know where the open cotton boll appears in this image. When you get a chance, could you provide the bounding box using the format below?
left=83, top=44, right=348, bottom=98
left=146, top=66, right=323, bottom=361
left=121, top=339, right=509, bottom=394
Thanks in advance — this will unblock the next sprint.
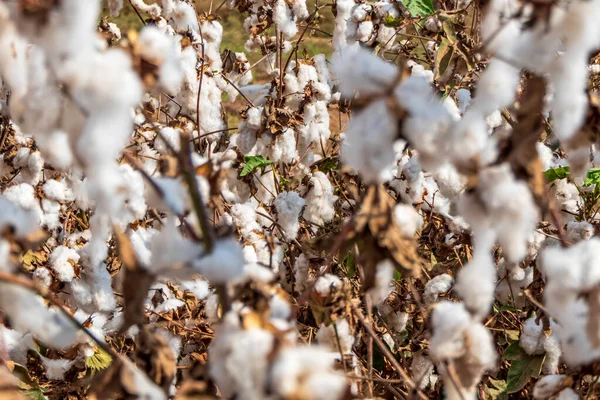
left=565, top=221, right=594, bottom=243
left=423, top=273, right=453, bottom=304
left=495, top=260, right=533, bottom=308
left=332, top=46, right=397, bottom=97
left=317, top=318, right=354, bottom=354
left=520, top=314, right=562, bottom=374
left=533, top=375, right=570, bottom=399
left=209, top=313, right=275, bottom=399
left=274, top=191, right=305, bottom=240
left=458, top=163, right=538, bottom=263
left=137, top=25, right=183, bottom=94
left=0, top=195, right=39, bottom=237
left=368, top=259, right=395, bottom=305
left=314, top=274, right=343, bottom=296
left=0, top=285, right=78, bottom=349
left=43, top=179, right=75, bottom=202
left=429, top=301, right=470, bottom=360
left=270, top=346, right=348, bottom=400
left=394, top=204, right=423, bottom=237
left=341, top=99, right=396, bottom=183
left=40, top=356, right=75, bottom=380
left=412, top=350, right=436, bottom=390
left=155, top=126, right=181, bottom=154
left=454, top=238, right=496, bottom=318
left=273, top=0, right=298, bottom=38
left=131, top=0, right=162, bottom=17
left=191, top=238, right=245, bottom=283
left=294, top=253, right=312, bottom=293
left=147, top=177, right=189, bottom=216
left=49, top=246, right=80, bottom=283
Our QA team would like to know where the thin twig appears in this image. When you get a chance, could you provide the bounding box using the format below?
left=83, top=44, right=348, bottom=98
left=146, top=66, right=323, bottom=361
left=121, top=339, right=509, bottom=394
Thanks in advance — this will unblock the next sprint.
left=179, top=132, right=214, bottom=252
left=350, top=301, right=428, bottom=400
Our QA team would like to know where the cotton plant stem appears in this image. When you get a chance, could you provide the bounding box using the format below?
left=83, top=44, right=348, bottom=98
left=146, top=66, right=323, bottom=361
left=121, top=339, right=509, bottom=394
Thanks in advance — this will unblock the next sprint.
left=350, top=300, right=428, bottom=400
left=179, top=132, right=214, bottom=252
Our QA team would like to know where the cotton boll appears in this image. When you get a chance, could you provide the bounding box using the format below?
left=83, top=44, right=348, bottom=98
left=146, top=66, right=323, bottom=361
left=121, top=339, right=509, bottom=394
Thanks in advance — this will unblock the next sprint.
left=43, top=179, right=75, bottom=202
left=317, top=318, right=354, bottom=354
left=137, top=25, right=183, bottom=94
left=495, top=260, right=533, bottom=307
left=294, top=253, right=312, bottom=293
left=191, top=238, right=245, bottom=283
left=429, top=301, right=470, bottom=360
left=454, top=232, right=496, bottom=318
left=393, top=204, right=423, bottom=237
left=533, top=375, right=570, bottom=399
left=49, top=246, right=80, bottom=283
left=520, top=315, right=546, bottom=355
left=0, top=285, right=78, bottom=349
left=470, top=58, right=520, bottom=116
left=332, top=46, right=397, bottom=97
left=412, top=350, right=436, bottom=390
left=423, top=274, right=453, bottom=304
left=231, top=203, right=261, bottom=239
left=303, top=171, right=338, bottom=225
left=270, top=346, right=348, bottom=400
left=273, top=0, right=298, bottom=38
left=565, top=221, right=594, bottom=243
left=209, top=313, right=275, bottom=399
left=155, top=126, right=181, bottom=154
left=314, top=274, right=343, bottom=296
left=41, top=356, right=75, bottom=380
left=456, top=88, right=471, bottom=114
left=274, top=191, right=305, bottom=240
left=341, top=100, right=397, bottom=183
left=33, top=267, right=53, bottom=288
left=368, top=259, right=395, bottom=305
left=555, top=388, right=579, bottom=400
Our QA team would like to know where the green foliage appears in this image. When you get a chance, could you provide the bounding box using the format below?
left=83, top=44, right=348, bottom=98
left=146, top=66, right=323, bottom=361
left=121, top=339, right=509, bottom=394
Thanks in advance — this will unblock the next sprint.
left=85, top=347, right=113, bottom=372
left=403, top=0, right=435, bottom=16
left=543, top=166, right=570, bottom=182
left=23, top=388, right=47, bottom=400
left=502, top=341, right=545, bottom=394
left=240, top=155, right=273, bottom=177
left=483, top=378, right=508, bottom=400
left=344, top=252, right=356, bottom=278
left=384, top=14, right=403, bottom=27
left=584, top=168, right=600, bottom=187
left=543, top=166, right=600, bottom=187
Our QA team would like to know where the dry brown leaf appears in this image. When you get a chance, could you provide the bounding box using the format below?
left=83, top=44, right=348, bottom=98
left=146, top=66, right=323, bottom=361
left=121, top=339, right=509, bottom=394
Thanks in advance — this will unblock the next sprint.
left=353, top=185, right=423, bottom=285
left=114, top=226, right=155, bottom=333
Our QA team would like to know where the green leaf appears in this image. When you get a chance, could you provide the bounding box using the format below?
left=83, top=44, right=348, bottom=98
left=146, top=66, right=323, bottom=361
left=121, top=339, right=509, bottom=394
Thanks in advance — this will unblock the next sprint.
left=506, top=352, right=545, bottom=394
left=505, top=330, right=520, bottom=341
left=393, top=269, right=402, bottom=281
left=483, top=378, right=508, bottom=400
left=23, top=388, right=46, bottom=400
left=502, top=341, right=522, bottom=361
left=240, top=155, right=273, bottom=177
left=344, top=252, right=356, bottom=278
left=435, top=37, right=454, bottom=81
left=85, top=347, right=113, bottom=372
left=384, top=13, right=403, bottom=27
left=403, top=0, right=435, bottom=17
left=317, top=158, right=339, bottom=172
left=584, top=168, right=600, bottom=187
left=543, top=166, right=569, bottom=182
